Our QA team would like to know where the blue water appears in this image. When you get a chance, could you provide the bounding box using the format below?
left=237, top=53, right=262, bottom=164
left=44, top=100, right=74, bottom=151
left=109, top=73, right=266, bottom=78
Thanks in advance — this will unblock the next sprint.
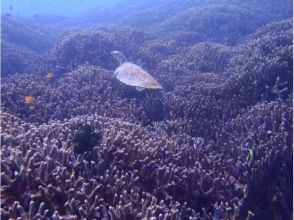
left=1, top=0, right=121, bottom=17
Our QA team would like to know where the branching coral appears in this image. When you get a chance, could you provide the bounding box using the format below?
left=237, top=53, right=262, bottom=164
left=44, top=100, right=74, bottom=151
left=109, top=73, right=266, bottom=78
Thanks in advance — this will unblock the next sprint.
left=223, top=19, right=293, bottom=107
left=49, top=27, right=153, bottom=73
left=214, top=98, right=293, bottom=219
left=1, top=42, right=47, bottom=77
left=1, top=113, right=206, bottom=219
left=1, top=2, right=292, bottom=219
left=3, top=95, right=292, bottom=219
left=1, top=15, right=57, bottom=53
left=160, top=5, right=269, bottom=45
left=158, top=42, right=235, bottom=75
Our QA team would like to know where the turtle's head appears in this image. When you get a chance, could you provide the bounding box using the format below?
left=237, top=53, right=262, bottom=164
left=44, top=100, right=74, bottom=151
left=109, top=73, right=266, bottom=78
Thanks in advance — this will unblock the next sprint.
left=111, top=50, right=127, bottom=65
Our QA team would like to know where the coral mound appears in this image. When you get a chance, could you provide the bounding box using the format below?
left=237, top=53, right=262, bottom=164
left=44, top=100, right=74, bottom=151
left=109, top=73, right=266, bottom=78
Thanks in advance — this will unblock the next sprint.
left=50, top=28, right=153, bottom=73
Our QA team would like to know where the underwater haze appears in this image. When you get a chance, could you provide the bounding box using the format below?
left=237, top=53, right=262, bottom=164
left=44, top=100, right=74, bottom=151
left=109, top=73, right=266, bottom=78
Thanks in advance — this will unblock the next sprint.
left=1, top=0, right=121, bottom=17
left=1, top=0, right=293, bottom=220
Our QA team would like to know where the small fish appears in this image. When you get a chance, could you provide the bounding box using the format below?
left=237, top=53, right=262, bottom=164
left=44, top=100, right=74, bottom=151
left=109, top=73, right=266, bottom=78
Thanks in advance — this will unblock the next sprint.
left=247, top=149, right=254, bottom=161
left=243, top=184, right=248, bottom=198
left=24, top=96, right=35, bottom=104
left=46, top=72, right=55, bottom=79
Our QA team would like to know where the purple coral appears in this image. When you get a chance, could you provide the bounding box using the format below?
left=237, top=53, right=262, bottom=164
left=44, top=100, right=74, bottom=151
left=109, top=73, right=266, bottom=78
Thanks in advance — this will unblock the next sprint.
left=1, top=2, right=293, bottom=220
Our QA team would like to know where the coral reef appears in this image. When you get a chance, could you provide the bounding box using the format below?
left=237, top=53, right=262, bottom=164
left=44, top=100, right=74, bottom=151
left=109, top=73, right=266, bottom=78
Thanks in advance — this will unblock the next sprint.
left=69, top=0, right=292, bottom=32
left=49, top=28, right=153, bottom=73
left=223, top=19, right=293, bottom=107
left=160, top=5, right=268, bottom=45
left=1, top=15, right=57, bottom=53
left=1, top=97, right=292, bottom=219
left=1, top=1, right=293, bottom=219
left=215, top=98, right=293, bottom=219
left=1, top=42, right=49, bottom=77
left=1, top=65, right=165, bottom=126
left=158, top=42, right=235, bottom=75
left=1, top=15, right=58, bottom=77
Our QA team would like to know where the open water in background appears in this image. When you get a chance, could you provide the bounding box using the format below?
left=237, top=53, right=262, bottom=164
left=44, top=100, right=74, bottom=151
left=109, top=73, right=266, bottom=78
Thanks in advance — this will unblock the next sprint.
left=1, top=0, right=121, bottom=17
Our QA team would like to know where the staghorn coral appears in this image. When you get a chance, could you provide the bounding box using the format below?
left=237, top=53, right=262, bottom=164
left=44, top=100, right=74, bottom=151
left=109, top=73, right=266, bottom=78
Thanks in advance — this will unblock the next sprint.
left=160, top=4, right=269, bottom=45
left=68, top=0, right=292, bottom=31
left=1, top=3, right=293, bottom=219
left=1, top=62, right=244, bottom=140
left=1, top=15, right=58, bottom=77
left=223, top=19, right=293, bottom=107
left=49, top=27, right=153, bottom=73
left=158, top=42, right=235, bottom=75
left=214, top=98, right=293, bottom=219
left=1, top=15, right=57, bottom=53
left=136, top=39, right=178, bottom=71
left=2, top=94, right=291, bottom=219
left=3, top=18, right=292, bottom=138
left=1, top=65, right=165, bottom=125
left=134, top=31, right=203, bottom=72
left=0, top=112, right=203, bottom=219
left=1, top=42, right=48, bottom=77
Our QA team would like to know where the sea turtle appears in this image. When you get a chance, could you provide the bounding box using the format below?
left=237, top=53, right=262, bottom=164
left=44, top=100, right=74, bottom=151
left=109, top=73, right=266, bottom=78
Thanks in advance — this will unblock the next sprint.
left=111, top=50, right=162, bottom=91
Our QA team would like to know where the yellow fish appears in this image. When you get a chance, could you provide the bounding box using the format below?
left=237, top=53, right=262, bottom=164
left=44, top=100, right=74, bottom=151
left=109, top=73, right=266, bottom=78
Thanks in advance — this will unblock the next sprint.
left=247, top=149, right=254, bottom=161
left=46, top=72, right=55, bottom=79
left=24, top=96, right=35, bottom=104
